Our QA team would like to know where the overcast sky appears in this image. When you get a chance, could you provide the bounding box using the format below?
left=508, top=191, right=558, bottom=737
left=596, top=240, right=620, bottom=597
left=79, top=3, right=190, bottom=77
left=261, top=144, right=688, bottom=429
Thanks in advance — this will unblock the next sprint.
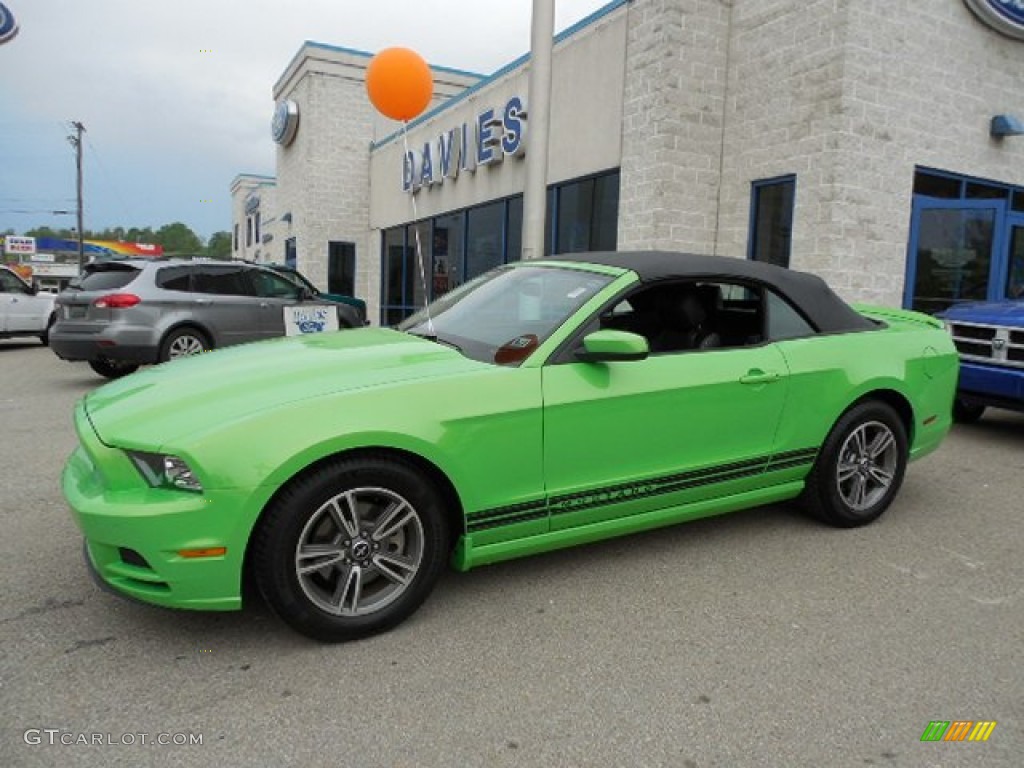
left=0, top=0, right=610, bottom=240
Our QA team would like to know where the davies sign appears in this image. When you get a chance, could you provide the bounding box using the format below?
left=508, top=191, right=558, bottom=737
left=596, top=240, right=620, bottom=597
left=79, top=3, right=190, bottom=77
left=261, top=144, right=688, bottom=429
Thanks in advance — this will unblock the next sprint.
left=964, top=0, right=1024, bottom=40
left=402, top=96, right=526, bottom=193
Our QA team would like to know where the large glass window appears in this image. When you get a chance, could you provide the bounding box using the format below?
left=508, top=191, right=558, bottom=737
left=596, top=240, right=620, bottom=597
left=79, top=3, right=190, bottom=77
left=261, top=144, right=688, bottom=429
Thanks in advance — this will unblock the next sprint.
left=1007, top=225, right=1024, bottom=300
left=383, top=227, right=407, bottom=325
left=911, top=208, right=995, bottom=313
left=379, top=169, right=620, bottom=324
left=506, top=196, right=523, bottom=264
left=432, top=213, right=464, bottom=298
left=555, top=172, right=620, bottom=254
left=908, top=168, right=1024, bottom=311
left=466, top=202, right=505, bottom=278
left=406, top=221, right=431, bottom=310
left=328, top=241, right=356, bottom=297
left=749, top=176, right=795, bottom=268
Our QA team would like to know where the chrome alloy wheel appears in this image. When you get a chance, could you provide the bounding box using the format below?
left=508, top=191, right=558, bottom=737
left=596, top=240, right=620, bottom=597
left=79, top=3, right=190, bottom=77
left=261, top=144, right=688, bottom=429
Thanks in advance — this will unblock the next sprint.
left=835, top=420, right=898, bottom=512
left=294, top=487, right=424, bottom=617
left=167, top=334, right=206, bottom=358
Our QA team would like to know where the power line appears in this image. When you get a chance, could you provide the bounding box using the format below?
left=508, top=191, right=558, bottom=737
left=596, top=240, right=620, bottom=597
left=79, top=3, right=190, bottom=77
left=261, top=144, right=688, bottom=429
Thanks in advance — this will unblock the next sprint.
left=85, top=134, right=137, bottom=225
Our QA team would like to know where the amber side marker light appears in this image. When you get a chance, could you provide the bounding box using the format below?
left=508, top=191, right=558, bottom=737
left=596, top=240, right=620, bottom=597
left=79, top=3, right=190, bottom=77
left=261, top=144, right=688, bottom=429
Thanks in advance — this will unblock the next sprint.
left=923, top=415, right=938, bottom=426
left=178, top=547, right=227, bottom=559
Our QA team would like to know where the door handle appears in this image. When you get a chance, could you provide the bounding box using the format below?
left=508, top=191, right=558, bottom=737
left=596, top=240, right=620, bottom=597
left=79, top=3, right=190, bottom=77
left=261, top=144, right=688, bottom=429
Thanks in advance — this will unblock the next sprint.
left=739, top=369, right=781, bottom=385
left=194, top=299, right=211, bottom=305
left=259, top=302, right=270, bottom=308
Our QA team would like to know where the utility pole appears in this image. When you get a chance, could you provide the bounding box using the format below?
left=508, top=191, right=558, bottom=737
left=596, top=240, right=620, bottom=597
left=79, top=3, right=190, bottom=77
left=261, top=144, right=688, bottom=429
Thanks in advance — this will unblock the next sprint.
left=68, top=121, right=86, bottom=271
left=521, top=0, right=554, bottom=260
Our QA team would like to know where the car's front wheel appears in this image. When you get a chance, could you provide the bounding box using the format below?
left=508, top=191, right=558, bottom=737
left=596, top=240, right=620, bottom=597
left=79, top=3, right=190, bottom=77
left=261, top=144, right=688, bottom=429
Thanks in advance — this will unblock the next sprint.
left=801, top=400, right=908, bottom=527
left=88, top=358, right=140, bottom=379
left=160, top=327, right=209, bottom=362
left=252, top=456, right=450, bottom=642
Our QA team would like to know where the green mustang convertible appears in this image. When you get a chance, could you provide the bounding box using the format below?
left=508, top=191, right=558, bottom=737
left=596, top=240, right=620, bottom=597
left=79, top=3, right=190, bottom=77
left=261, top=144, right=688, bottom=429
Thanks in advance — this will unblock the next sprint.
left=63, top=252, right=958, bottom=641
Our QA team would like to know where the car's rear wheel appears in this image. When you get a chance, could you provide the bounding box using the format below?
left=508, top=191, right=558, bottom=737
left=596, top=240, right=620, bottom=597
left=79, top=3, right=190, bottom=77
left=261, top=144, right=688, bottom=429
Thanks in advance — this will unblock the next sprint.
left=952, top=399, right=985, bottom=424
left=252, top=456, right=450, bottom=642
left=88, top=358, right=140, bottom=379
left=160, top=327, right=209, bottom=362
left=801, top=401, right=908, bottom=527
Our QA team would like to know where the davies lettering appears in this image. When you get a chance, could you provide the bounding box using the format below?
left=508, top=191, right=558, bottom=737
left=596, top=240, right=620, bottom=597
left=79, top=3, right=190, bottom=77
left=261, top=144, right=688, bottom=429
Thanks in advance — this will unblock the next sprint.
left=402, top=96, right=528, bottom=193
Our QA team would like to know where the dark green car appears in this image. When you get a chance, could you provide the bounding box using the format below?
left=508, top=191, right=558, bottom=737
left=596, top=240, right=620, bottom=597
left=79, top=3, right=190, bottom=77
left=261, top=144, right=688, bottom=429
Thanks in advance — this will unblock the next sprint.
left=63, top=252, right=958, bottom=641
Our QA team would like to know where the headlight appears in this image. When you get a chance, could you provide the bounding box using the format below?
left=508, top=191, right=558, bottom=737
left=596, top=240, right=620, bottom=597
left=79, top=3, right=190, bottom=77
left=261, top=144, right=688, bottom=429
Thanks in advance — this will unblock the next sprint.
left=127, top=451, right=204, bottom=493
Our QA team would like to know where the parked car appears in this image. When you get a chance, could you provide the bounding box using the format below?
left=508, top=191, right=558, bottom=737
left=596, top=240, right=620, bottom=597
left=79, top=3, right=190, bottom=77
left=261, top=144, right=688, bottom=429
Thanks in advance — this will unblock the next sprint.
left=50, top=258, right=364, bottom=378
left=63, top=252, right=958, bottom=642
left=264, top=263, right=367, bottom=325
left=938, top=300, right=1024, bottom=422
left=0, top=264, right=56, bottom=345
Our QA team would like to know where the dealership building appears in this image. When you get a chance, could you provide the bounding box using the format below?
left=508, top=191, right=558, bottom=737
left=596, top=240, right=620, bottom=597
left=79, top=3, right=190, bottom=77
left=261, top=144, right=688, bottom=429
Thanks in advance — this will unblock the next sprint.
left=231, top=0, right=1024, bottom=325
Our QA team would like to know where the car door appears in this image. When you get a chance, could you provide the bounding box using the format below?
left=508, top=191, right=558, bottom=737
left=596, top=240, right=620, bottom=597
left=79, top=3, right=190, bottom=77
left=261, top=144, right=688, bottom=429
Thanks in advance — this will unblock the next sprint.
left=249, top=268, right=346, bottom=338
left=189, top=264, right=263, bottom=347
left=541, top=280, right=791, bottom=532
left=0, top=269, right=49, bottom=332
left=248, top=268, right=305, bottom=339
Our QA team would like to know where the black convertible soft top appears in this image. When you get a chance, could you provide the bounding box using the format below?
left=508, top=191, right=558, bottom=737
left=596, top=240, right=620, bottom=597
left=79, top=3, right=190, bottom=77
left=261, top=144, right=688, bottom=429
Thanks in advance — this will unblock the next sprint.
left=556, top=251, right=875, bottom=333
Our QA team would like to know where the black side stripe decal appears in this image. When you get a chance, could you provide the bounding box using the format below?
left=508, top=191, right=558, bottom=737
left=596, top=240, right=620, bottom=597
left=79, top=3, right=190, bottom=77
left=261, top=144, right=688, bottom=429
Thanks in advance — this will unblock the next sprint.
left=466, top=447, right=818, bottom=532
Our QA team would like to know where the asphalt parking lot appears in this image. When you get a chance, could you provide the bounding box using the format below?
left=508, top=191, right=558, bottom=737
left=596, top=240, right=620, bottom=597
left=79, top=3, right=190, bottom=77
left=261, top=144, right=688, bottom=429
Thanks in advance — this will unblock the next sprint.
left=0, top=339, right=1021, bottom=768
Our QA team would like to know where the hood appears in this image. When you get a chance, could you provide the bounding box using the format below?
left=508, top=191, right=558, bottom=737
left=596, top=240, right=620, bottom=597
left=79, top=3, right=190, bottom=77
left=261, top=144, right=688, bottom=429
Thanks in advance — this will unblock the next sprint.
left=938, top=300, right=1024, bottom=327
left=84, top=328, right=482, bottom=448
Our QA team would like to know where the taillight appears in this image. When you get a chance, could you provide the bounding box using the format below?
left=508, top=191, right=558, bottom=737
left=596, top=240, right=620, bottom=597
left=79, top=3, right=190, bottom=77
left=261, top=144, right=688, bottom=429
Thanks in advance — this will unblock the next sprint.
left=94, top=293, right=141, bottom=309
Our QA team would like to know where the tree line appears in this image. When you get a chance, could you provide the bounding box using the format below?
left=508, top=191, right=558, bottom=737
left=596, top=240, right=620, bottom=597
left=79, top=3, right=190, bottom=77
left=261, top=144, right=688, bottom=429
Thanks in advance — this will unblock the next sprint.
left=4, top=222, right=232, bottom=259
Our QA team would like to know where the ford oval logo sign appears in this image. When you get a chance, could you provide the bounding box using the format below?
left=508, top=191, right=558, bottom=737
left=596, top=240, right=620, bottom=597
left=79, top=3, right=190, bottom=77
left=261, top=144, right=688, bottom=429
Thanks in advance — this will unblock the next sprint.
left=0, top=2, right=19, bottom=46
left=964, top=0, right=1024, bottom=40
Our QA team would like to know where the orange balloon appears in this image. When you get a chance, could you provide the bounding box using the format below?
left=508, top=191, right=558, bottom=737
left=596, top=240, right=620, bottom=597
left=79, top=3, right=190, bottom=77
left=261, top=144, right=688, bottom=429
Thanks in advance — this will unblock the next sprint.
left=366, top=47, right=434, bottom=122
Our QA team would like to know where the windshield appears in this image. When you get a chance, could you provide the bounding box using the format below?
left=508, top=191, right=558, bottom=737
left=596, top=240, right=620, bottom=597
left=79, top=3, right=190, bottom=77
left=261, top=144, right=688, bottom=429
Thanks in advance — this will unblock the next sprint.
left=397, top=264, right=614, bottom=365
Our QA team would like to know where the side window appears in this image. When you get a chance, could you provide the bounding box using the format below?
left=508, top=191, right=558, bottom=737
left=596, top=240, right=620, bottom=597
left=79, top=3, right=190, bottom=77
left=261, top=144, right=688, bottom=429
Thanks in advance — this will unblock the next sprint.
left=192, top=266, right=252, bottom=297
left=0, top=271, right=28, bottom=293
left=766, top=290, right=815, bottom=340
left=251, top=270, right=301, bottom=299
left=156, top=266, right=192, bottom=292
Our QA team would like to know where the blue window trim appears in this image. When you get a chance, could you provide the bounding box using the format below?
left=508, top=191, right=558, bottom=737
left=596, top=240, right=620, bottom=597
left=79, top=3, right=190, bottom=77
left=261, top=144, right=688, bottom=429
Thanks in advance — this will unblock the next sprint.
left=905, top=166, right=1024, bottom=310
left=903, top=197, right=1008, bottom=310
left=747, top=174, right=797, bottom=265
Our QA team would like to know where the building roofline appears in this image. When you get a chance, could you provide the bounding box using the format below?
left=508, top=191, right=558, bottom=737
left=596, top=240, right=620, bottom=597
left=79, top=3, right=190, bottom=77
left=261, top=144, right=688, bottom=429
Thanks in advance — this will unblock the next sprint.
left=370, top=0, right=629, bottom=150
left=273, top=40, right=486, bottom=95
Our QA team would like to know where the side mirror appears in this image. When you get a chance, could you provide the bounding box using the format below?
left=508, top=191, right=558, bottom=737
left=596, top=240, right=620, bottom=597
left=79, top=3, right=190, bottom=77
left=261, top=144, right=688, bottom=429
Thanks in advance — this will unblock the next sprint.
left=575, top=329, right=649, bottom=363
left=28, top=280, right=39, bottom=295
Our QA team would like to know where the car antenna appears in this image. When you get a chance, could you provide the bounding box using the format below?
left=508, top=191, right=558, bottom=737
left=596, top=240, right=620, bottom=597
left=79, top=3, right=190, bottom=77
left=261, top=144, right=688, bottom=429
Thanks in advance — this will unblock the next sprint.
left=401, top=126, right=435, bottom=336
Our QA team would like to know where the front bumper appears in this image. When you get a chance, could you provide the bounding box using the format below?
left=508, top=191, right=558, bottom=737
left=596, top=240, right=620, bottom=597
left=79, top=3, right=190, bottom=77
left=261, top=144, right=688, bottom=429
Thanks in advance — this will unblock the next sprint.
left=958, top=361, right=1024, bottom=413
left=63, top=402, right=260, bottom=611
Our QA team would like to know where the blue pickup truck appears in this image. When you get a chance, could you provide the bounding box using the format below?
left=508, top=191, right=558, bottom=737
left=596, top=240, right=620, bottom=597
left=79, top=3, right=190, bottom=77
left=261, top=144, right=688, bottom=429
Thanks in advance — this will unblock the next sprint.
left=938, top=301, right=1024, bottom=422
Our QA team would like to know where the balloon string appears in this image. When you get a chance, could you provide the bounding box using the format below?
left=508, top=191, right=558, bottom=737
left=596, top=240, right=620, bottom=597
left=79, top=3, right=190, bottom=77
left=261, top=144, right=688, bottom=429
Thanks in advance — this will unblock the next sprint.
left=401, top=123, right=435, bottom=336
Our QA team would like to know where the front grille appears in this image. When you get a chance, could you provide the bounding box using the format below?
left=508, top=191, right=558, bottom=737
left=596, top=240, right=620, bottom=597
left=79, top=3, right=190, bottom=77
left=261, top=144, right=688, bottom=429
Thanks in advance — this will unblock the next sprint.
left=949, top=321, right=1024, bottom=369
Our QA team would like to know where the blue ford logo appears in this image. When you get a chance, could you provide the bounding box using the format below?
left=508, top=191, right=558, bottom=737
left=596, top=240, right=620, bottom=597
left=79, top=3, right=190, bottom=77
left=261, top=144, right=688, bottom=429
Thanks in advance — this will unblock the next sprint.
left=964, top=0, right=1024, bottom=40
left=0, top=2, right=19, bottom=45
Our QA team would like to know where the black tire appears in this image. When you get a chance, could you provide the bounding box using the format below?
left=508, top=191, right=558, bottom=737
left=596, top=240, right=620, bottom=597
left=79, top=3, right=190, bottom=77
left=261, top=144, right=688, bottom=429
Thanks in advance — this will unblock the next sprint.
left=952, top=399, right=985, bottom=424
left=39, top=313, right=55, bottom=346
left=159, top=327, right=210, bottom=362
left=252, top=456, right=450, bottom=642
left=801, top=401, right=908, bottom=528
left=88, top=358, right=140, bottom=379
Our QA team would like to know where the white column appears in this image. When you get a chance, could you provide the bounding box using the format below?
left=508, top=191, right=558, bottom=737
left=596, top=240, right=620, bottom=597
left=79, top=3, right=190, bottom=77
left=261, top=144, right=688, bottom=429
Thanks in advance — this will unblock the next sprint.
left=521, top=0, right=555, bottom=260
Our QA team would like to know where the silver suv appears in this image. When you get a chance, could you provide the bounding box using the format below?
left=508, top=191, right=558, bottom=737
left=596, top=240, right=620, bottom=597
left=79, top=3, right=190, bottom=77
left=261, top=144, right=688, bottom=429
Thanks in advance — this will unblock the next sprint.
left=50, top=259, right=363, bottom=378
